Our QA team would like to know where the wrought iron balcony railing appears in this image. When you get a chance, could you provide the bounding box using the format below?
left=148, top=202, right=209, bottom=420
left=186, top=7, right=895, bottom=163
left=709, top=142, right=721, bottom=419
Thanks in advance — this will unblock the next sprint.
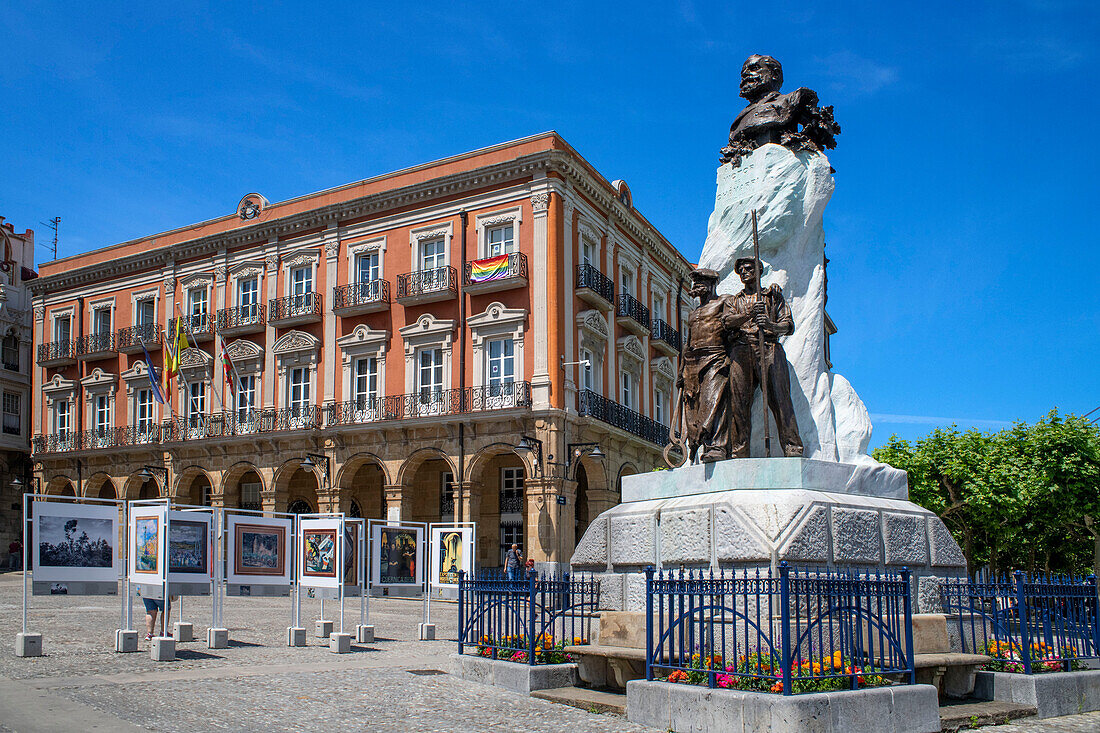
left=499, top=494, right=524, bottom=514
left=463, top=252, right=528, bottom=287
left=325, top=381, right=532, bottom=427
left=395, top=265, right=458, bottom=300
left=332, top=279, right=391, bottom=310
left=575, top=264, right=614, bottom=303
left=616, top=293, right=651, bottom=331
left=651, top=319, right=682, bottom=351
left=75, top=332, right=116, bottom=357
left=216, top=303, right=265, bottom=332
left=269, top=292, right=322, bottom=322
left=116, top=323, right=162, bottom=351
left=440, top=493, right=456, bottom=516
left=37, top=340, right=76, bottom=364
left=273, top=405, right=321, bottom=431
left=578, top=388, right=668, bottom=446
left=169, top=313, right=215, bottom=340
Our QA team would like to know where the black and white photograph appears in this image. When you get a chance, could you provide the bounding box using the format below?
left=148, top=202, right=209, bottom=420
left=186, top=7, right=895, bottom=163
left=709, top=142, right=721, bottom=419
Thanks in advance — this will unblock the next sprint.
left=32, top=501, right=119, bottom=585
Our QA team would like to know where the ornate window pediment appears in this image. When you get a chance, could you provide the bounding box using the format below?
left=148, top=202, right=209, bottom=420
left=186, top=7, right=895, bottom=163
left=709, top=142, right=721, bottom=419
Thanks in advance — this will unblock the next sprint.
left=617, top=335, right=645, bottom=376
left=467, top=302, right=526, bottom=349
left=43, top=374, right=77, bottom=406
left=336, top=324, right=389, bottom=364
left=80, top=368, right=118, bottom=397
left=273, top=329, right=321, bottom=369
left=224, top=338, right=264, bottom=375
left=651, top=356, right=676, bottom=391
left=398, top=314, right=455, bottom=356
left=576, top=308, right=609, bottom=354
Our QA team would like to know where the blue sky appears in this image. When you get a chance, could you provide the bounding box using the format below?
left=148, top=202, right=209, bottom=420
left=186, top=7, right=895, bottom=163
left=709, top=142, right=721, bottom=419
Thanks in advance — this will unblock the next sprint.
left=2, top=1, right=1097, bottom=448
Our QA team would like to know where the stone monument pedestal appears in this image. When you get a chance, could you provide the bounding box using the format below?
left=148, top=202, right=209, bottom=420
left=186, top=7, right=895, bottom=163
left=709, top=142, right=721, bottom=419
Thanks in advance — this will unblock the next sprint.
left=572, top=457, right=965, bottom=612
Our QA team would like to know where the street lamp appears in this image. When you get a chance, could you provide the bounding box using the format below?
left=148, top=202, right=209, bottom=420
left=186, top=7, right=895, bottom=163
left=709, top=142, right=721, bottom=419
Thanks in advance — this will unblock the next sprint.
left=299, top=453, right=331, bottom=491
left=513, top=435, right=544, bottom=478
left=139, top=465, right=168, bottom=483
left=565, top=442, right=604, bottom=480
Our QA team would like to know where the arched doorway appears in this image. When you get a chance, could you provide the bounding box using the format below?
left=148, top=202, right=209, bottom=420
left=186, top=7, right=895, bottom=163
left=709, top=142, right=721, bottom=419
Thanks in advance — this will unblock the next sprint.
left=284, top=467, right=319, bottom=515
left=138, top=477, right=159, bottom=500
left=288, top=498, right=313, bottom=515
left=183, top=473, right=212, bottom=506
left=575, top=463, right=590, bottom=548
left=335, top=455, right=386, bottom=521
left=466, top=446, right=528, bottom=568
left=222, top=464, right=264, bottom=511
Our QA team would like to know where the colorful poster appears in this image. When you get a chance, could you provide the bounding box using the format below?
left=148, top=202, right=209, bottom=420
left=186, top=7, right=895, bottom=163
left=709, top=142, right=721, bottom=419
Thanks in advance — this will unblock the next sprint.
left=430, top=526, right=472, bottom=587
left=168, top=520, right=208, bottom=574
left=32, top=500, right=120, bottom=590
left=134, top=516, right=160, bottom=574
left=226, top=515, right=292, bottom=586
left=299, top=518, right=343, bottom=589
left=343, top=521, right=361, bottom=587
left=371, top=525, right=423, bottom=587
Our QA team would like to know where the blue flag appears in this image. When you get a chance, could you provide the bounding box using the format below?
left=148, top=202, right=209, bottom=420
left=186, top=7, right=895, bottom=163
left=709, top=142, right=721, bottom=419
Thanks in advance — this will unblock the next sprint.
left=142, top=343, right=166, bottom=404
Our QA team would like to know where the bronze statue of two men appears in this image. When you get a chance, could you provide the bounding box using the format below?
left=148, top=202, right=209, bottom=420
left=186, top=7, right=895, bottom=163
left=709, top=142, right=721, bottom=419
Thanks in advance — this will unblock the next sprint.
left=673, top=262, right=803, bottom=463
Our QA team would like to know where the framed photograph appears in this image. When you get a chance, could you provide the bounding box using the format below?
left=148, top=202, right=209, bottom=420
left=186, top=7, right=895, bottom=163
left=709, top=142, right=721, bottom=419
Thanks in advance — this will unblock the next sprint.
left=343, top=520, right=361, bottom=587
left=298, top=518, right=344, bottom=589
left=32, top=500, right=119, bottom=591
left=227, top=516, right=291, bottom=586
left=134, top=515, right=160, bottom=574
left=168, top=520, right=209, bottom=574
left=371, top=524, right=423, bottom=587
left=430, top=526, right=473, bottom=588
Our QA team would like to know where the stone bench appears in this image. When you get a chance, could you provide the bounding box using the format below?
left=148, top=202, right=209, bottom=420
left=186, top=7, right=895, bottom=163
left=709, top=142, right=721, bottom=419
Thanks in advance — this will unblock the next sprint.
left=914, top=653, right=992, bottom=699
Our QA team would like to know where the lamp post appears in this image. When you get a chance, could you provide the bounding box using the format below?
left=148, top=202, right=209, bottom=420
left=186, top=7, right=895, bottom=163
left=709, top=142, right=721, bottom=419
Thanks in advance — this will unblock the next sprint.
left=513, top=435, right=543, bottom=478
left=299, top=453, right=332, bottom=507
left=139, top=465, right=169, bottom=497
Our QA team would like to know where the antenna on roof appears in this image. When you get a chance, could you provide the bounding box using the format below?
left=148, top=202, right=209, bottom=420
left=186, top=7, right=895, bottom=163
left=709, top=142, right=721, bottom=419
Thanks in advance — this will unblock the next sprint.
left=39, top=217, right=60, bottom=260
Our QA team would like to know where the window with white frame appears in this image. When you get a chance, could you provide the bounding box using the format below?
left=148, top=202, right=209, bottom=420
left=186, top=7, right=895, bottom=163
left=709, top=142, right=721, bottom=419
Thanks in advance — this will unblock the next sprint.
left=236, top=375, right=257, bottom=422
left=500, top=467, right=524, bottom=514
left=420, top=237, right=446, bottom=271
left=486, top=338, right=515, bottom=390
left=500, top=522, right=523, bottom=565
left=581, top=239, right=593, bottom=267
left=353, top=357, right=379, bottom=408
left=620, top=267, right=634, bottom=298
left=241, top=481, right=261, bottom=511
left=187, top=382, right=206, bottom=424
left=92, top=308, right=112, bottom=335
left=418, top=347, right=443, bottom=399
left=652, top=292, right=666, bottom=322
left=289, top=367, right=310, bottom=413
left=94, top=394, right=112, bottom=434
left=53, top=314, right=71, bottom=343
left=188, top=287, right=208, bottom=317
left=2, top=393, right=19, bottom=435
left=621, top=371, right=635, bottom=409
left=356, top=251, right=380, bottom=283
left=580, top=348, right=595, bottom=391
left=291, top=266, right=313, bottom=296
left=441, top=471, right=455, bottom=516
left=136, top=299, right=155, bottom=326
left=135, top=388, right=155, bottom=432
left=238, top=277, right=259, bottom=313
left=2, top=333, right=18, bottom=370
left=486, top=224, right=515, bottom=257
left=55, top=399, right=71, bottom=436
left=654, top=388, right=667, bottom=426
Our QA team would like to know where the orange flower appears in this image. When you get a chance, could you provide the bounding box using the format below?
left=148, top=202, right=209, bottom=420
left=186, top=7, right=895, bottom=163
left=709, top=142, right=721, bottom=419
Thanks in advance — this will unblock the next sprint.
left=770, top=681, right=784, bottom=693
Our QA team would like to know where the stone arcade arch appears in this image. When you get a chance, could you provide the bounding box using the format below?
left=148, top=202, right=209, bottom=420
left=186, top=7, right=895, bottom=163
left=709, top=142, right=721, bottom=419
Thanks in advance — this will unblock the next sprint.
left=396, top=448, right=457, bottom=527
left=43, top=476, right=77, bottom=497
left=334, top=453, right=388, bottom=521
left=221, top=462, right=266, bottom=511
left=275, top=459, right=320, bottom=515
left=465, top=443, right=528, bottom=568
left=84, top=473, right=115, bottom=500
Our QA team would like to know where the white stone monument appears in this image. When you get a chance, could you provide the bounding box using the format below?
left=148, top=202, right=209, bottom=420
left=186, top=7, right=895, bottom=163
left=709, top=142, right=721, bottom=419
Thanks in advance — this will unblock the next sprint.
left=571, top=146, right=965, bottom=611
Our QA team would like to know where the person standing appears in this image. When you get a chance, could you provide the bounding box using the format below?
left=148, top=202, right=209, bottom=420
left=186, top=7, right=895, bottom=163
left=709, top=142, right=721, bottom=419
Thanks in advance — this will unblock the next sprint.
left=142, top=593, right=172, bottom=641
left=8, top=538, right=22, bottom=570
left=504, top=544, right=523, bottom=581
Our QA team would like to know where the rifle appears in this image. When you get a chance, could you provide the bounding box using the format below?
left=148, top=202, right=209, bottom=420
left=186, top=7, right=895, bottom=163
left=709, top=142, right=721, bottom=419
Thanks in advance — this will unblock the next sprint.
left=752, top=209, right=772, bottom=457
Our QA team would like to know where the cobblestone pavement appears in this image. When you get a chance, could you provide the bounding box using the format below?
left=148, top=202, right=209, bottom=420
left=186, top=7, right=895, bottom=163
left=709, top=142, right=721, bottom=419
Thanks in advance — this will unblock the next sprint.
left=3, top=571, right=1100, bottom=732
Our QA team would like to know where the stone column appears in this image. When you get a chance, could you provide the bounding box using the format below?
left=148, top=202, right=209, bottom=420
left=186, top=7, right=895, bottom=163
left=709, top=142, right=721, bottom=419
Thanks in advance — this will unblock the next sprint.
left=562, top=198, right=576, bottom=413
left=384, top=484, right=413, bottom=522
left=604, top=231, right=616, bottom=396
left=32, top=304, right=43, bottom=434
left=523, top=477, right=562, bottom=564
left=529, top=188, right=551, bottom=409
left=263, top=248, right=278, bottom=409
left=640, top=261, right=651, bottom=416
left=456, top=481, right=480, bottom=529
left=213, top=259, right=227, bottom=407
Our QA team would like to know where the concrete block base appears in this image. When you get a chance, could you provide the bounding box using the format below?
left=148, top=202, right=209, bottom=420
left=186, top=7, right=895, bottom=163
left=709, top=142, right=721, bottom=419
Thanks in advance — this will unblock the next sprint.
left=418, top=623, right=436, bottom=640
left=315, top=620, right=333, bottom=638
left=115, top=629, right=138, bottom=653
left=15, top=632, right=42, bottom=657
left=356, top=624, right=375, bottom=643
left=286, top=626, right=306, bottom=647
left=329, top=632, right=352, bottom=653
left=173, top=622, right=194, bottom=642
left=150, top=636, right=176, bottom=662
left=626, top=680, right=941, bottom=733
left=207, top=628, right=228, bottom=649
left=449, top=653, right=579, bottom=694
left=975, top=669, right=1100, bottom=719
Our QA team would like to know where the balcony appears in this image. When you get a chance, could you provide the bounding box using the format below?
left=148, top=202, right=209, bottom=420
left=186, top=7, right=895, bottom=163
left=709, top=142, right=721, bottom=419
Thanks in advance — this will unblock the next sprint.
left=32, top=428, right=126, bottom=454
left=216, top=303, right=265, bottom=336
left=463, top=252, right=528, bottom=295
left=499, top=493, right=524, bottom=514
left=651, top=318, right=682, bottom=355
left=616, top=293, right=651, bottom=337
left=37, top=340, right=76, bottom=367
left=578, top=388, right=668, bottom=446
left=576, top=264, right=614, bottom=312
left=76, top=332, right=116, bottom=360
left=117, top=324, right=162, bottom=354
left=269, top=292, right=322, bottom=327
left=440, top=492, right=455, bottom=517
left=169, top=313, right=215, bottom=342
left=333, top=279, right=390, bottom=316
left=395, top=266, right=458, bottom=306
left=325, top=381, right=532, bottom=427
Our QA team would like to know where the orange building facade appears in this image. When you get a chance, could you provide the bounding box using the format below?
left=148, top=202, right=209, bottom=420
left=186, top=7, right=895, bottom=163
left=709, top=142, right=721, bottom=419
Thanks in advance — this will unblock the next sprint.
left=29, top=133, right=692, bottom=567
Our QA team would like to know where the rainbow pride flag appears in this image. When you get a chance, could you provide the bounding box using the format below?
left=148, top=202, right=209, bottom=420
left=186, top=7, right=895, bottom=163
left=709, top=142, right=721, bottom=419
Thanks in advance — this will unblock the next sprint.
left=469, top=254, right=511, bottom=282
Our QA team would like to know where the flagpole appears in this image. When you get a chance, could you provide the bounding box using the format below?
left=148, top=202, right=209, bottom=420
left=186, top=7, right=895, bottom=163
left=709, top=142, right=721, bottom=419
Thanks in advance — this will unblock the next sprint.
left=162, top=317, right=204, bottom=421
left=172, top=303, right=226, bottom=414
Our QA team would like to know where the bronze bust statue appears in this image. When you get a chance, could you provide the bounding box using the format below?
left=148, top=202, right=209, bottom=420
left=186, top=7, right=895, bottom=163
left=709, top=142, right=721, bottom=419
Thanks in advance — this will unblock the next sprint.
left=719, top=54, right=840, bottom=167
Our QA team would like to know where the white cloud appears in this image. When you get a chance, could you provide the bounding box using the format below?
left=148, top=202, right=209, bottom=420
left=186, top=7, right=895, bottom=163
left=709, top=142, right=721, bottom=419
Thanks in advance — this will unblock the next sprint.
left=814, top=51, right=899, bottom=95
left=870, top=413, right=1014, bottom=430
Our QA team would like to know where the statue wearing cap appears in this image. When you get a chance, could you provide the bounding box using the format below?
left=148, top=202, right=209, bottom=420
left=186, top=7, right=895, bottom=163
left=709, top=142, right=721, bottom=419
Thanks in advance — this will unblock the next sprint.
left=729, top=257, right=804, bottom=457
left=673, top=268, right=757, bottom=463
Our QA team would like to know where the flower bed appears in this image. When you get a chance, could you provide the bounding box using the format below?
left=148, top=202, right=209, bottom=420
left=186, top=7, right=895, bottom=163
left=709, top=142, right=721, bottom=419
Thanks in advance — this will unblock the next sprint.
left=474, top=633, right=589, bottom=665
left=982, top=640, right=1086, bottom=674
left=659, top=650, right=892, bottom=695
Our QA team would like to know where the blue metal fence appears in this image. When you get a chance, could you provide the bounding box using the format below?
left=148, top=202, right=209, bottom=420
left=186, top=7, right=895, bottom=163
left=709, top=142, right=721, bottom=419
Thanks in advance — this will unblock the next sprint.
left=646, top=563, right=914, bottom=695
left=941, top=571, right=1100, bottom=673
left=457, top=571, right=599, bottom=665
